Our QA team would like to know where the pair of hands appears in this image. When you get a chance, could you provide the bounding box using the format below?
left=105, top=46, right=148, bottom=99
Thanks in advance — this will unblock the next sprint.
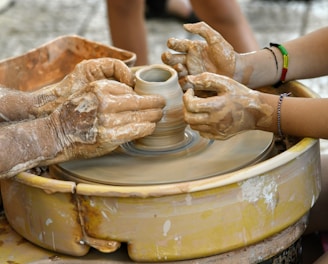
left=32, top=58, right=165, bottom=163
left=162, top=22, right=269, bottom=140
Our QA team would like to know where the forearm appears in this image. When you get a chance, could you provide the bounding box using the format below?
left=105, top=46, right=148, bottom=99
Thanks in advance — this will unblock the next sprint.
left=0, top=87, right=37, bottom=122
left=258, top=93, right=328, bottom=139
left=0, top=117, right=61, bottom=178
left=234, top=49, right=279, bottom=88
left=0, top=84, right=62, bottom=123
left=235, top=27, right=328, bottom=88
left=283, top=27, right=328, bottom=80
left=280, top=97, right=328, bottom=139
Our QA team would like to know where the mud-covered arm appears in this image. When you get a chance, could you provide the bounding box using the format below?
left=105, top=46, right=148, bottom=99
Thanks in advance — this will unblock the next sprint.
left=0, top=87, right=36, bottom=122
left=0, top=79, right=165, bottom=178
left=0, top=58, right=135, bottom=123
left=0, top=116, right=61, bottom=177
left=31, top=58, right=135, bottom=116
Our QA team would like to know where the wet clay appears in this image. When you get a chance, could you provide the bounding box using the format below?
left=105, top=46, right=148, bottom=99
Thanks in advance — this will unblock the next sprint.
left=134, top=64, right=186, bottom=149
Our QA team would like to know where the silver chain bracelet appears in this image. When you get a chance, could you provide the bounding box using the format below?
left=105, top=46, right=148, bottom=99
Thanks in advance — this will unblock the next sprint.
left=277, top=92, right=291, bottom=138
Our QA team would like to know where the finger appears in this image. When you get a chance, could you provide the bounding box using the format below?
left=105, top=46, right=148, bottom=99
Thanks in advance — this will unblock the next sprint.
left=90, top=79, right=135, bottom=96
left=80, top=58, right=135, bottom=87
left=183, top=88, right=213, bottom=113
left=100, top=93, right=165, bottom=113
left=88, top=79, right=165, bottom=112
left=166, top=63, right=189, bottom=80
left=104, top=58, right=135, bottom=87
left=161, top=51, right=186, bottom=66
left=184, top=111, right=209, bottom=125
left=179, top=77, right=194, bottom=91
left=166, top=38, right=194, bottom=53
left=101, top=122, right=157, bottom=144
left=190, top=124, right=213, bottom=134
left=186, top=73, right=232, bottom=94
left=99, top=109, right=163, bottom=127
left=175, top=63, right=189, bottom=77
left=124, top=94, right=166, bottom=111
left=183, top=22, right=222, bottom=46
left=183, top=87, right=226, bottom=113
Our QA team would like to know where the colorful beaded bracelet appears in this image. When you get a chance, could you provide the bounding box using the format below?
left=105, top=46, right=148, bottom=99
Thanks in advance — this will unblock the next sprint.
left=270, top=42, right=289, bottom=88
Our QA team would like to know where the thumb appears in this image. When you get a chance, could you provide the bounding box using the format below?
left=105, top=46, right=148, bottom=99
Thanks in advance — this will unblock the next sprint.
left=186, top=73, right=232, bottom=95
left=183, top=22, right=223, bottom=45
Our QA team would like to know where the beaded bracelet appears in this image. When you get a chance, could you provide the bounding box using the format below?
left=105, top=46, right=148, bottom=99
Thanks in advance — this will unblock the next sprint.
left=270, top=43, right=289, bottom=88
left=277, top=92, right=291, bottom=138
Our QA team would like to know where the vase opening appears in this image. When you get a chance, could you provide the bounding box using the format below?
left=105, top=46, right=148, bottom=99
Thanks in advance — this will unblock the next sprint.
left=138, top=67, right=173, bottom=83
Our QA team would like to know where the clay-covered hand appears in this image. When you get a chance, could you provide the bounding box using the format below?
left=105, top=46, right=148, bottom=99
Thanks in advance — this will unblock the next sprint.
left=42, top=79, right=165, bottom=164
left=161, top=22, right=237, bottom=90
left=183, top=73, right=273, bottom=140
left=32, top=58, right=135, bottom=117
left=0, top=58, right=135, bottom=123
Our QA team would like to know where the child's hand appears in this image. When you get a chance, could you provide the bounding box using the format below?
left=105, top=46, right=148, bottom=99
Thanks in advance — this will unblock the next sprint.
left=183, top=72, right=273, bottom=140
left=162, top=22, right=237, bottom=90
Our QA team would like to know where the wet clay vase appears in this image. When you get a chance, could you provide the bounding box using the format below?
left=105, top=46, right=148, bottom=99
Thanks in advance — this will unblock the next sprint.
left=134, top=64, right=186, bottom=149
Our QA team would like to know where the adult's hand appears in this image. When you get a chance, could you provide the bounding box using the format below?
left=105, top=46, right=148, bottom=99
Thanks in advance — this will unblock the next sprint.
left=32, top=58, right=135, bottom=117
left=46, top=79, right=165, bottom=164
left=0, top=79, right=165, bottom=178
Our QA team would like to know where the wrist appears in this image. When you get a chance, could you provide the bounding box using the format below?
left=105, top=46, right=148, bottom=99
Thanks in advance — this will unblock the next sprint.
left=31, top=86, right=62, bottom=117
left=0, top=88, right=37, bottom=121
left=255, top=93, right=278, bottom=133
left=233, top=49, right=281, bottom=89
left=232, top=53, right=247, bottom=85
left=38, top=114, right=70, bottom=165
left=40, top=116, right=65, bottom=157
left=15, top=117, right=61, bottom=167
left=232, top=52, right=261, bottom=88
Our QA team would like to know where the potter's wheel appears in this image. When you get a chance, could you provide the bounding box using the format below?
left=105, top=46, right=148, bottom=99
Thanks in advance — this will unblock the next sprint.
left=52, top=129, right=274, bottom=185
left=0, top=39, right=322, bottom=263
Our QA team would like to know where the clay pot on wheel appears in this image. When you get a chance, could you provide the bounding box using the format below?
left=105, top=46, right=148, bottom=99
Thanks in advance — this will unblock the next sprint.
left=134, top=64, right=186, bottom=149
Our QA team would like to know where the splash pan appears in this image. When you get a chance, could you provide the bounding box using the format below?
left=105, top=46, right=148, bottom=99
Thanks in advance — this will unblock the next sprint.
left=0, top=35, right=136, bottom=91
